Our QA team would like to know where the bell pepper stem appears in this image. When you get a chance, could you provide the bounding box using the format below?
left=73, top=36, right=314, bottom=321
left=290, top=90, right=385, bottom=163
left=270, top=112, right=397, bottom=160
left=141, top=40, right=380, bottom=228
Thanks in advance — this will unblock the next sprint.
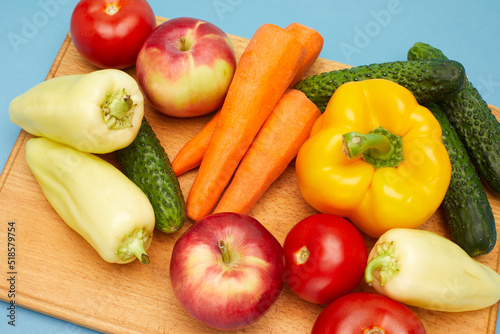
left=343, top=131, right=394, bottom=160
left=102, top=89, right=136, bottom=130
left=342, top=126, right=404, bottom=169
left=365, top=241, right=400, bottom=286
left=115, top=227, right=151, bottom=264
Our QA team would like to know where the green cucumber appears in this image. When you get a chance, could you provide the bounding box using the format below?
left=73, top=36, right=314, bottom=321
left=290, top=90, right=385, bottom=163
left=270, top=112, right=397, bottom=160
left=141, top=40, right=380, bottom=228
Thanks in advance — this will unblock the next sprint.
left=426, top=103, right=496, bottom=257
left=408, top=42, right=500, bottom=194
left=115, top=117, right=186, bottom=233
left=294, top=59, right=466, bottom=113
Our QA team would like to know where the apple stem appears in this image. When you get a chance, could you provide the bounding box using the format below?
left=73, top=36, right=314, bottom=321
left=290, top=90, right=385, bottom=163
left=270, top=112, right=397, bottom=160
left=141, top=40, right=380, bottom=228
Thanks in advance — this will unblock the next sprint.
left=179, top=36, right=190, bottom=51
left=219, top=240, right=230, bottom=264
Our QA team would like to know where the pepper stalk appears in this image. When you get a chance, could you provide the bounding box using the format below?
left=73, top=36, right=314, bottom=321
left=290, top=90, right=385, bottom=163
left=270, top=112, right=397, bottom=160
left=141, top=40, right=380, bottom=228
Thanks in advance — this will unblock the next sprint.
left=115, top=227, right=152, bottom=264
left=102, top=88, right=136, bottom=130
left=365, top=241, right=400, bottom=287
left=342, top=126, right=404, bottom=169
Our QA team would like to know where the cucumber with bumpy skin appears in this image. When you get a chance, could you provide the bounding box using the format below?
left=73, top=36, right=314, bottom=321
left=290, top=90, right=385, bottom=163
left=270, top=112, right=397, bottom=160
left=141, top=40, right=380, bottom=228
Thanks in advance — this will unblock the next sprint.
left=294, top=59, right=466, bottom=113
left=408, top=42, right=500, bottom=194
left=115, top=117, right=186, bottom=233
left=426, top=102, right=496, bottom=257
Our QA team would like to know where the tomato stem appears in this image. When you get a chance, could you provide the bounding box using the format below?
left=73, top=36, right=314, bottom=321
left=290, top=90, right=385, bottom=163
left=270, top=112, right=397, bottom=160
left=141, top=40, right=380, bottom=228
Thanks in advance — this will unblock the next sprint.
left=294, top=246, right=310, bottom=265
left=219, top=240, right=230, bottom=264
left=365, top=327, right=386, bottom=334
left=105, top=4, right=119, bottom=16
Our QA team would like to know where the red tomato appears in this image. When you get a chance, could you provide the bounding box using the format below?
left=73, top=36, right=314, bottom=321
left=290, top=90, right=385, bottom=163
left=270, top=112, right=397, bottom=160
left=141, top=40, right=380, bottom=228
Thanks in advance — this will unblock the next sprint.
left=70, top=0, right=156, bottom=69
left=311, top=292, right=427, bottom=334
left=283, top=214, right=367, bottom=304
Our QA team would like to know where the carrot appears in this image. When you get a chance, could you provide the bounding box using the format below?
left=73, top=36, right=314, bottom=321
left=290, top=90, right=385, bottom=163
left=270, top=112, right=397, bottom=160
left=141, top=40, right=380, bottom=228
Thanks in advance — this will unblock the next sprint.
left=213, top=89, right=321, bottom=215
left=172, top=111, right=220, bottom=176
left=284, top=22, right=324, bottom=87
left=186, top=23, right=307, bottom=221
left=172, top=23, right=323, bottom=176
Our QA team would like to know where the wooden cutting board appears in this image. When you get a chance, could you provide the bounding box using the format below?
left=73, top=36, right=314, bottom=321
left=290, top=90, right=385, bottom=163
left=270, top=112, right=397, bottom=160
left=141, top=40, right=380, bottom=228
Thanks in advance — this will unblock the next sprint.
left=1, top=16, right=499, bottom=334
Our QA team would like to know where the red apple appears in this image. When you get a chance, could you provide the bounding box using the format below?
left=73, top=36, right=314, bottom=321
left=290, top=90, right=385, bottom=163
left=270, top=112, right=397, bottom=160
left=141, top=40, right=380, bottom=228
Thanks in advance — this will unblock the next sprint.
left=136, top=17, right=236, bottom=117
left=169, top=212, right=285, bottom=330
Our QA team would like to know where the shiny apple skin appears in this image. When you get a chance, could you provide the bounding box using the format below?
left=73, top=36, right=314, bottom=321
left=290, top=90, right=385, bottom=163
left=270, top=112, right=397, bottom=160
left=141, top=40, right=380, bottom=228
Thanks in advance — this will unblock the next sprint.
left=136, top=17, right=236, bottom=117
left=169, top=212, right=285, bottom=330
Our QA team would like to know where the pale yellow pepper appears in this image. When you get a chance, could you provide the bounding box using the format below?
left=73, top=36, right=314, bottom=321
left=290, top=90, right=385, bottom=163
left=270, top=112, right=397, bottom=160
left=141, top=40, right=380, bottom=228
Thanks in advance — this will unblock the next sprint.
left=9, top=69, right=143, bottom=154
left=365, top=228, right=500, bottom=312
left=25, top=137, right=155, bottom=264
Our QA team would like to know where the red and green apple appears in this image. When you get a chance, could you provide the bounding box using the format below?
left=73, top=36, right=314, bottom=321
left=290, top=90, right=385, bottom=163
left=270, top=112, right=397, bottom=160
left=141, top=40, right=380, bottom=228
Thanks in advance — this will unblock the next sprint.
left=136, top=17, right=236, bottom=117
left=169, top=212, right=285, bottom=330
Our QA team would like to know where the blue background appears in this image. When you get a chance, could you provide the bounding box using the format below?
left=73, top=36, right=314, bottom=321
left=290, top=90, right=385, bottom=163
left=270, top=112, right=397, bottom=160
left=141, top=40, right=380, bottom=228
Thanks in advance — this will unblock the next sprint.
left=1, top=0, right=499, bottom=333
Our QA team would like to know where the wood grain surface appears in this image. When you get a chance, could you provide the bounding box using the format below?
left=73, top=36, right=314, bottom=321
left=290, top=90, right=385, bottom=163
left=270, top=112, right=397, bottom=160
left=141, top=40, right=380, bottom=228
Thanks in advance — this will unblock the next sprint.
left=1, top=17, right=499, bottom=334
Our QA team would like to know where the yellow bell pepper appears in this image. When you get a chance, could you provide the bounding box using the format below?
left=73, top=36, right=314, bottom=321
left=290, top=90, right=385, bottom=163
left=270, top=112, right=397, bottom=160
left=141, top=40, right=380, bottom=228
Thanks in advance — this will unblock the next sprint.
left=295, top=79, right=451, bottom=238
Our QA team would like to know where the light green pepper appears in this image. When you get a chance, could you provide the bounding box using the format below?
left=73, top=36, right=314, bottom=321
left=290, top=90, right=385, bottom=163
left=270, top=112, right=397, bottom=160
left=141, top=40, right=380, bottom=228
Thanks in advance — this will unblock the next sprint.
left=10, top=69, right=144, bottom=154
left=25, top=137, right=155, bottom=264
